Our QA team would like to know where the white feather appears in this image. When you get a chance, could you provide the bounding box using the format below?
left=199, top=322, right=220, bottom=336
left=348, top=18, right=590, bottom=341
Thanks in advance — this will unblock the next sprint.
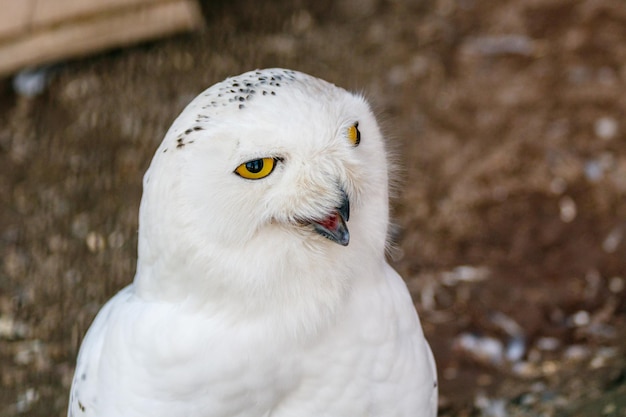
left=68, top=69, right=437, bottom=417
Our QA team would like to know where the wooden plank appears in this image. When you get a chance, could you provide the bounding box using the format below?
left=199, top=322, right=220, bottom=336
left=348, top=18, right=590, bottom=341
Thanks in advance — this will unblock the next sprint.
left=0, top=0, right=204, bottom=77
left=0, top=0, right=35, bottom=38
left=32, top=0, right=163, bottom=27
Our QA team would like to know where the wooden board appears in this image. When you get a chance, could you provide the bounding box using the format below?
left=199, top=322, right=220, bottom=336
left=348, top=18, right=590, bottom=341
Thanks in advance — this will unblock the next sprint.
left=31, top=0, right=171, bottom=26
left=0, top=0, right=33, bottom=38
left=0, top=0, right=204, bottom=77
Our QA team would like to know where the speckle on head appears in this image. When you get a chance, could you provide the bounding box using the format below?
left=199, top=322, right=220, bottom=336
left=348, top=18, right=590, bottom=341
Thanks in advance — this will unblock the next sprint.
left=189, top=69, right=295, bottom=114
left=167, top=69, right=301, bottom=148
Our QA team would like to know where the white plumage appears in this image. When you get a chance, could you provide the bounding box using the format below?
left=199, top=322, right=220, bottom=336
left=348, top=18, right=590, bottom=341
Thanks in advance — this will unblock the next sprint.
left=68, top=68, right=437, bottom=417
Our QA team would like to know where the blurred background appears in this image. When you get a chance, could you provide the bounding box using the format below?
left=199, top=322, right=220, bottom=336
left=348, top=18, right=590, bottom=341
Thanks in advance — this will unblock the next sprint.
left=1, top=0, right=625, bottom=415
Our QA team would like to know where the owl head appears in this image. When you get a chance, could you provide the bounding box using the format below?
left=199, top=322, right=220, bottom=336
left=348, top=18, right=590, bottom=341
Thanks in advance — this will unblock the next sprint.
left=134, top=69, right=391, bottom=326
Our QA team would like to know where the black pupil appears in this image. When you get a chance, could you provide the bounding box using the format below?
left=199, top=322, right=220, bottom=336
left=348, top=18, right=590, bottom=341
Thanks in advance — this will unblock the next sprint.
left=246, top=159, right=264, bottom=173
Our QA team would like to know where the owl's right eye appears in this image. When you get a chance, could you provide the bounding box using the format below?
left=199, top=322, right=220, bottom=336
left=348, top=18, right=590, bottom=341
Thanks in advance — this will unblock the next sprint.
left=235, top=158, right=277, bottom=180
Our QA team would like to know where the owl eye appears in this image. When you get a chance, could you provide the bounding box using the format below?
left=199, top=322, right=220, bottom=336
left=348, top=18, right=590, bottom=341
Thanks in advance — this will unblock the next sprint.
left=347, top=123, right=360, bottom=146
left=235, top=158, right=277, bottom=180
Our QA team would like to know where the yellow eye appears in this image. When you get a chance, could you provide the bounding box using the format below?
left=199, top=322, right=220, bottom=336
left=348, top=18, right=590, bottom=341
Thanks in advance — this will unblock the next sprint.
left=235, top=158, right=277, bottom=180
left=347, top=123, right=360, bottom=146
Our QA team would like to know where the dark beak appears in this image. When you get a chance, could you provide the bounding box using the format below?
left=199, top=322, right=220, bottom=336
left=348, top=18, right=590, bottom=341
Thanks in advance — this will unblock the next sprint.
left=312, top=191, right=350, bottom=246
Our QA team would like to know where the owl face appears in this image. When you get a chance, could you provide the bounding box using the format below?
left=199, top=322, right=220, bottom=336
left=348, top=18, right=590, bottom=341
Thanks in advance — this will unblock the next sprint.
left=136, top=69, right=390, bottom=305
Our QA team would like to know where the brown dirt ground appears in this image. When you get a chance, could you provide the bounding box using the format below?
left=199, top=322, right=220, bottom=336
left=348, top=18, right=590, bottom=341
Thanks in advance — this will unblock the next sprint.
left=1, top=0, right=625, bottom=415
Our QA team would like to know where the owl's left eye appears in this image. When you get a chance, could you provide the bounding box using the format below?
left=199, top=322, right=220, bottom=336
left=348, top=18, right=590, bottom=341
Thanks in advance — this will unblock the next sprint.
left=347, top=123, right=360, bottom=146
left=235, top=158, right=277, bottom=180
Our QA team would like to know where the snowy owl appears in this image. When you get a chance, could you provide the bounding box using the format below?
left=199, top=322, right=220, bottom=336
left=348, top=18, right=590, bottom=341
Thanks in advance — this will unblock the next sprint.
left=68, top=68, right=437, bottom=417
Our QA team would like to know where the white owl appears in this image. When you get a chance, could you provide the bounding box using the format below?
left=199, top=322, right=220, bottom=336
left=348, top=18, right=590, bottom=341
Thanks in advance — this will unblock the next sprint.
left=68, top=68, right=437, bottom=417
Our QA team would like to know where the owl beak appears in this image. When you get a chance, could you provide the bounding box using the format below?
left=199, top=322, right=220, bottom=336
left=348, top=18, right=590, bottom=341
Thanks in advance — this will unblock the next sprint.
left=311, top=191, right=350, bottom=246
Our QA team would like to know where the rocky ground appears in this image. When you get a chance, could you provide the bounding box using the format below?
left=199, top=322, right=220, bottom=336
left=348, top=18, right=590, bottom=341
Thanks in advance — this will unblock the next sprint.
left=1, top=0, right=625, bottom=415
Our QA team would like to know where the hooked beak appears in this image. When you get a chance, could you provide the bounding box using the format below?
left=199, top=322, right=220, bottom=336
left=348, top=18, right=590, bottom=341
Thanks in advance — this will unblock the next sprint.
left=311, top=191, right=350, bottom=246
